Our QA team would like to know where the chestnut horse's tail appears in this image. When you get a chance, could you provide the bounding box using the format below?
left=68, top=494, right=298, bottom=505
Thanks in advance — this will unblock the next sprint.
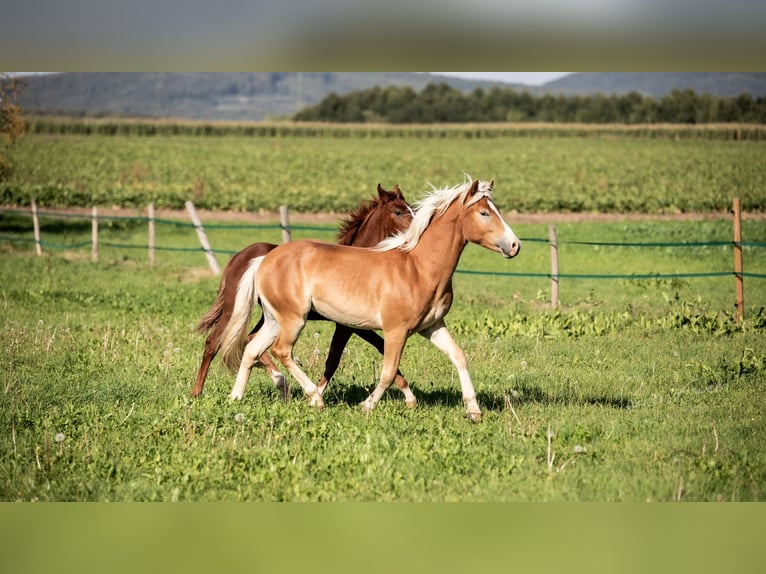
left=219, top=256, right=265, bottom=372
left=196, top=275, right=227, bottom=334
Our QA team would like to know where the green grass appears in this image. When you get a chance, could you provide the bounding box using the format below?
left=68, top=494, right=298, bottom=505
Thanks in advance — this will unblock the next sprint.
left=3, top=134, right=766, bottom=212
left=1, top=216, right=765, bottom=501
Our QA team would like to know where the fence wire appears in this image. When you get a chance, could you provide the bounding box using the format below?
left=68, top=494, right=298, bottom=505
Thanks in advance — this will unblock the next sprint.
left=1, top=206, right=764, bottom=281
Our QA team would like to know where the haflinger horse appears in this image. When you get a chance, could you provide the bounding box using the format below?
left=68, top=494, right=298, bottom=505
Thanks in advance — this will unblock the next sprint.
left=220, top=177, right=521, bottom=421
left=192, top=184, right=416, bottom=405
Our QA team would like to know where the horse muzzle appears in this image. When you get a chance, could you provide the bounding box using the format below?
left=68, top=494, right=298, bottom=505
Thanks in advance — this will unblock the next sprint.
left=499, top=238, right=521, bottom=259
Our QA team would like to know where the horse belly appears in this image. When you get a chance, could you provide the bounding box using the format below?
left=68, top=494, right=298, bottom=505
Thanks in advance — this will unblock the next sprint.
left=310, top=297, right=382, bottom=330
left=299, top=245, right=386, bottom=329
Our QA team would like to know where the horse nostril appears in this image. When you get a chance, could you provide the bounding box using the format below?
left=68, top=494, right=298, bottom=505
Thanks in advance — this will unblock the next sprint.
left=504, top=240, right=520, bottom=258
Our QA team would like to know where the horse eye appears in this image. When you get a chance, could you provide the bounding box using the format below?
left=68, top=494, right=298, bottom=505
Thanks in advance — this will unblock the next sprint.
left=479, top=210, right=490, bottom=217
left=394, top=210, right=403, bottom=216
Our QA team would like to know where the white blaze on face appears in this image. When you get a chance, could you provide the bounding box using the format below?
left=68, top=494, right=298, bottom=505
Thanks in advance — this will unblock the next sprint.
left=488, top=199, right=521, bottom=258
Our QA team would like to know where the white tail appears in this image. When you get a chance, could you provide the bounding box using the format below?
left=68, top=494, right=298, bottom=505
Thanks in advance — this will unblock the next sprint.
left=219, top=256, right=265, bottom=372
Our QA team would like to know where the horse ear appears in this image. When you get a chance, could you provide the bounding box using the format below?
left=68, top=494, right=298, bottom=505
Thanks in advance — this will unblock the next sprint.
left=489, top=179, right=494, bottom=190
left=468, top=179, right=480, bottom=196
left=379, top=183, right=401, bottom=202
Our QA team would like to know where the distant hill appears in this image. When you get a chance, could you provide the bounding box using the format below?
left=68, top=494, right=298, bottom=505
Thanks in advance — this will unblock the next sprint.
left=16, top=72, right=520, bottom=121
left=16, top=72, right=766, bottom=121
left=544, top=72, right=766, bottom=98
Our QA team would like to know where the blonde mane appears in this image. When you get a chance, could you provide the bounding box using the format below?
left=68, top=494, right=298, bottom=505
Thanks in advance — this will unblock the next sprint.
left=374, top=177, right=494, bottom=253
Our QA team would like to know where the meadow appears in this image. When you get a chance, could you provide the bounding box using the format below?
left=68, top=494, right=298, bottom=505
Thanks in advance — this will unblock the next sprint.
left=1, top=207, right=765, bottom=501
left=1, top=127, right=765, bottom=501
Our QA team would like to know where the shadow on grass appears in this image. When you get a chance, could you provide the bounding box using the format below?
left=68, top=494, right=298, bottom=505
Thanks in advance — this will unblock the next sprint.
left=477, top=386, right=634, bottom=411
left=322, top=382, right=633, bottom=412
left=1, top=214, right=143, bottom=235
left=1, top=214, right=91, bottom=234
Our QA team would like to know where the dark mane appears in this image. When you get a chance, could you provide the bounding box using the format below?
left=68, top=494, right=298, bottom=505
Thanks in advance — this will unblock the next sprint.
left=336, top=198, right=379, bottom=246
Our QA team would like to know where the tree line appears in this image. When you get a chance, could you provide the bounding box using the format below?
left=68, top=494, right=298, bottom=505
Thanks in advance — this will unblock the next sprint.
left=293, top=82, right=766, bottom=124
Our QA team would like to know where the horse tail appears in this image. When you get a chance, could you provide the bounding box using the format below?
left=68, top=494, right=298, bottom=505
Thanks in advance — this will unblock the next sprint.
left=219, top=256, right=265, bottom=372
left=196, top=274, right=227, bottom=334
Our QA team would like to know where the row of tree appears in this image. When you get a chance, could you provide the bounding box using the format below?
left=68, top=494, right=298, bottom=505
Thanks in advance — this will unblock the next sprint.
left=294, top=83, right=766, bottom=124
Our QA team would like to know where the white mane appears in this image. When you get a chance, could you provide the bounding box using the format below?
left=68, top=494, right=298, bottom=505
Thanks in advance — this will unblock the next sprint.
left=374, top=177, right=494, bottom=253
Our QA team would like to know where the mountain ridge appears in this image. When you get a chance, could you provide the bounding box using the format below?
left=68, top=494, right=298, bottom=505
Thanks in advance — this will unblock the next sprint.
left=16, top=72, right=766, bottom=121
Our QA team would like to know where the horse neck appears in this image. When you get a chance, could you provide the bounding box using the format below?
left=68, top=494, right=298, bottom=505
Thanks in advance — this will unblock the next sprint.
left=349, top=204, right=393, bottom=247
left=408, top=200, right=467, bottom=281
left=338, top=203, right=385, bottom=247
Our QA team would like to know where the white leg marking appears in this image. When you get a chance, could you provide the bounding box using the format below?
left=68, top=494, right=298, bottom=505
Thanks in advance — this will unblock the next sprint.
left=421, top=321, right=481, bottom=419
left=229, top=308, right=280, bottom=400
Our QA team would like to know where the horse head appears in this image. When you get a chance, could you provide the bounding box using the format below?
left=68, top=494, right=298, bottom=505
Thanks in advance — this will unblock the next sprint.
left=376, top=183, right=413, bottom=232
left=461, top=179, right=521, bottom=259
left=338, top=184, right=413, bottom=246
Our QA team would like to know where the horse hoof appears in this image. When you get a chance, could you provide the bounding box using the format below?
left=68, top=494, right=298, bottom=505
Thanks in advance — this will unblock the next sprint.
left=308, top=395, right=325, bottom=409
left=466, top=411, right=482, bottom=423
left=405, top=399, right=417, bottom=409
left=359, top=399, right=374, bottom=413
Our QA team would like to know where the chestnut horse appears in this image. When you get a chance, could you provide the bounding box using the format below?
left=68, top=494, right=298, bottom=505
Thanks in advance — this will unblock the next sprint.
left=192, top=184, right=415, bottom=404
left=220, top=178, right=521, bottom=421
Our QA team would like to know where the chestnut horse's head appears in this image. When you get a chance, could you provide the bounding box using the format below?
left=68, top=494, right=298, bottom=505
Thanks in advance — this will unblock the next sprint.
left=337, top=184, right=413, bottom=247
left=461, top=179, right=521, bottom=259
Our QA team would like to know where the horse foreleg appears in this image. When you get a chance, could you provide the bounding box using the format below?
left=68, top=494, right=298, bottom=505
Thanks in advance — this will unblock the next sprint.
left=317, top=324, right=354, bottom=396
left=420, top=320, right=481, bottom=422
left=359, top=329, right=408, bottom=413
left=353, top=328, right=417, bottom=408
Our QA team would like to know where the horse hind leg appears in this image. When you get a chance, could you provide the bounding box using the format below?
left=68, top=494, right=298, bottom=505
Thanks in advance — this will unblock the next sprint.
left=191, top=331, right=218, bottom=397
left=270, top=319, right=324, bottom=409
left=245, top=313, right=288, bottom=400
left=229, top=312, right=281, bottom=401
left=193, top=301, right=287, bottom=399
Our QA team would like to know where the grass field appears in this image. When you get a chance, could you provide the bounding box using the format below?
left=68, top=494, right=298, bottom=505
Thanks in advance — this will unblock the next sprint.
left=3, top=132, right=766, bottom=213
left=1, top=211, right=765, bottom=501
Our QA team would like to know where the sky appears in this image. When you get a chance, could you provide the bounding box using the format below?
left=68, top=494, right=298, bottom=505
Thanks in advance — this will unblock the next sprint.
left=433, top=72, right=572, bottom=86
left=2, top=2, right=763, bottom=71
left=12, top=72, right=573, bottom=88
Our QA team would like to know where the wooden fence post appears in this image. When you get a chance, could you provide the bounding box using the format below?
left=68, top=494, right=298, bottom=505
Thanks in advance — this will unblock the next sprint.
left=549, top=224, right=559, bottom=310
left=31, top=198, right=42, bottom=256
left=91, top=206, right=98, bottom=262
left=733, top=197, right=744, bottom=322
left=147, top=203, right=156, bottom=266
left=185, top=201, right=220, bottom=276
left=279, top=205, right=292, bottom=243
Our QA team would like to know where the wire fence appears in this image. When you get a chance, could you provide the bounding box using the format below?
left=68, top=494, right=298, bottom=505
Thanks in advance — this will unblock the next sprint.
left=2, top=202, right=765, bottom=318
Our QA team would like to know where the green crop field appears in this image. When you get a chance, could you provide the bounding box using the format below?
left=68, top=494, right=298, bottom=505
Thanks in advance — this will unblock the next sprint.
left=1, top=207, right=765, bottom=501
left=3, top=130, right=766, bottom=213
